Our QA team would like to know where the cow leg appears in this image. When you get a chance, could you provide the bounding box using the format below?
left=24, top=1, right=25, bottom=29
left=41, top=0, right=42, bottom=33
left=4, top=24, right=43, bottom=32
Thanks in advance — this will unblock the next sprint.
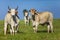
left=33, top=21, right=39, bottom=33
left=27, top=18, right=30, bottom=26
left=35, top=22, right=39, bottom=32
left=24, top=17, right=26, bottom=25
left=15, top=25, right=19, bottom=33
left=50, top=22, right=53, bottom=33
left=47, top=25, right=50, bottom=33
left=4, top=23, right=7, bottom=35
left=10, top=28, right=12, bottom=35
left=25, top=20, right=27, bottom=25
left=29, top=19, right=30, bottom=25
left=16, top=25, right=19, bottom=32
left=11, top=25, right=14, bottom=35
left=32, top=21, right=35, bottom=32
left=10, top=25, right=12, bottom=35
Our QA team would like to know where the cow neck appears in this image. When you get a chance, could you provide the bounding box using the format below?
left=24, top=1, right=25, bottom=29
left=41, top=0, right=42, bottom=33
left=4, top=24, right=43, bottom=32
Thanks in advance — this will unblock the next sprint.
left=32, top=13, right=37, bottom=21
left=26, top=15, right=28, bottom=20
left=12, top=15, right=17, bottom=23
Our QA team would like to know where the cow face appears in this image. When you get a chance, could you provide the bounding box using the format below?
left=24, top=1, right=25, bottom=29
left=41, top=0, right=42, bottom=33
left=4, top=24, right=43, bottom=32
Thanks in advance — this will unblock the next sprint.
left=8, top=6, right=18, bottom=15
left=23, top=9, right=28, bottom=16
left=24, top=12, right=28, bottom=16
left=29, top=9, right=36, bottom=15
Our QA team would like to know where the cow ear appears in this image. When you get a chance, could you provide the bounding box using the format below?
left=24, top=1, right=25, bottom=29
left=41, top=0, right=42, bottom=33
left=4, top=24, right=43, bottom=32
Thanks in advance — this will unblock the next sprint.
left=8, top=11, right=11, bottom=13
left=15, top=6, right=18, bottom=10
left=8, top=6, right=11, bottom=10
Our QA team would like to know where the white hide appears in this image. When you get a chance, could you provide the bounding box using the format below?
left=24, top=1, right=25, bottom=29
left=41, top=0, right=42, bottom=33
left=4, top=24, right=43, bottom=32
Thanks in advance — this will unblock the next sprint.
left=4, top=12, right=19, bottom=35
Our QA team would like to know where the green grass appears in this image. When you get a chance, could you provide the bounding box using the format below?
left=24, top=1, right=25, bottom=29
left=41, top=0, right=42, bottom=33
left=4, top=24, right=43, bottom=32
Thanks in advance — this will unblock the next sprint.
left=0, top=19, right=60, bottom=40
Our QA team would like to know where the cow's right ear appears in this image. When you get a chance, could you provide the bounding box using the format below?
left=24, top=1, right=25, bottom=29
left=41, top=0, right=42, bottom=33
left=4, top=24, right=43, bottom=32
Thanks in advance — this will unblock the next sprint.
left=8, top=11, right=11, bottom=13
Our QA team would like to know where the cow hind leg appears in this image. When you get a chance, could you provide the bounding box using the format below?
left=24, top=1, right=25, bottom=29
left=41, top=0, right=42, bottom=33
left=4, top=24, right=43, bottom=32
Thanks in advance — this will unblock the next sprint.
left=50, top=22, right=53, bottom=33
left=47, top=24, right=50, bottom=33
left=46, top=22, right=50, bottom=33
left=47, top=22, right=53, bottom=33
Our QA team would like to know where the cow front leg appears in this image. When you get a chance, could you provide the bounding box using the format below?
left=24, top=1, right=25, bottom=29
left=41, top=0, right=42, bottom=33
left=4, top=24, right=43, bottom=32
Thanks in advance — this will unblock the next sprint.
left=24, top=17, right=26, bottom=26
left=10, top=28, right=12, bottom=35
left=4, top=23, right=7, bottom=35
left=11, top=25, right=14, bottom=35
left=35, top=22, right=39, bottom=32
left=15, top=25, right=19, bottom=33
left=33, top=21, right=39, bottom=33
left=32, top=21, right=36, bottom=33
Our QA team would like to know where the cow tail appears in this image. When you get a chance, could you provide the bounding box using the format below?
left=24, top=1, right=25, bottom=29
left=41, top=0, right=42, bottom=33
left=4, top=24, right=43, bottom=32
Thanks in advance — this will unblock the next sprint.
left=49, top=12, right=53, bottom=22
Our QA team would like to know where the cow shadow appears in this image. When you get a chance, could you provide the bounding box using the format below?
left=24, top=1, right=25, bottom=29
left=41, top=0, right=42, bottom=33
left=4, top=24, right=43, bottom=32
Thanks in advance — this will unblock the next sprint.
left=17, top=31, right=24, bottom=34
left=37, top=30, right=52, bottom=33
left=37, top=30, right=47, bottom=33
left=37, top=30, right=51, bottom=33
left=7, top=31, right=24, bottom=34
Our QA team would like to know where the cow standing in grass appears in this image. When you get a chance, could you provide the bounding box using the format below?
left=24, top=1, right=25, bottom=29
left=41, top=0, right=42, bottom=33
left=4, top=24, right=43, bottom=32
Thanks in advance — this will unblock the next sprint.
left=4, top=6, right=20, bottom=35
left=23, top=9, right=30, bottom=25
left=29, top=9, right=53, bottom=33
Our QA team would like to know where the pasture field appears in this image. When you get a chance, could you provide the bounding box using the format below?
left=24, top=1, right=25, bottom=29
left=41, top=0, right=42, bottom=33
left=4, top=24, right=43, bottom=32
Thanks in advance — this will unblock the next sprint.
left=0, top=19, right=60, bottom=40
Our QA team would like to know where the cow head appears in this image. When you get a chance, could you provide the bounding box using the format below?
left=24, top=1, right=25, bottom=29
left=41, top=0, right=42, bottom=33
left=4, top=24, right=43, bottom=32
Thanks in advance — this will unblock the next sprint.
left=29, top=9, right=36, bottom=15
left=23, top=9, right=28, bottom=16
left=8, top=6, right=18, bottom=15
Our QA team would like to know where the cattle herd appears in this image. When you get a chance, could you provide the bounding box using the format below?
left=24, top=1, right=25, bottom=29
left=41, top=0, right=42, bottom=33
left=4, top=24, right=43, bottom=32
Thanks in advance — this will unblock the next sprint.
left=4, top=6, right=53, bottom=35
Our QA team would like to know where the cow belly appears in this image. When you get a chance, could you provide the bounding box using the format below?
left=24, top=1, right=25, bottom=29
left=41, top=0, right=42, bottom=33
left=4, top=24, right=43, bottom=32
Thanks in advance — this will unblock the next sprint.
left=40, top=19, right=47, bottom=24
left=40, top=21, right=45, bottom=24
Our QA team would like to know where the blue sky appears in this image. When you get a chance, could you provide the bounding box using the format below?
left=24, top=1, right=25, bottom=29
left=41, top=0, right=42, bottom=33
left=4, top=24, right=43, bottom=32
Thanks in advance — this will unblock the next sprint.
left=0, top=0, right=60, bottom=20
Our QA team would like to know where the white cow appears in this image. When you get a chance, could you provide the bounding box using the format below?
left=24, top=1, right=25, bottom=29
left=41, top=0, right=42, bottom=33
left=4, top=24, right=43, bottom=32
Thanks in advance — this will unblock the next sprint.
left=29, top=9, right=53, bottom=33
left=4, top=6, right=20, bottom=35
left=23, top=9, right=30, bottom=25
